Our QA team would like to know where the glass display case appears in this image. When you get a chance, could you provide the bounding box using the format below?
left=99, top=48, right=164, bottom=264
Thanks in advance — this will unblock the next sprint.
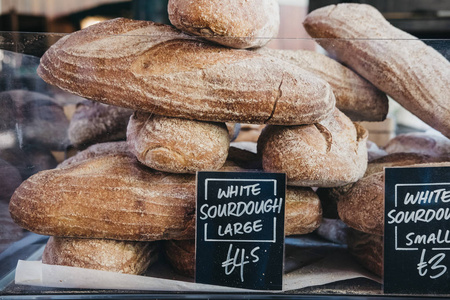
left=1, top=21, right=449, bottom=299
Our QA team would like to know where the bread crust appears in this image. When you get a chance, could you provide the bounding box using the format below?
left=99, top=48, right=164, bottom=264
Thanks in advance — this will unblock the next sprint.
left=168, top=0, right=279, bottom=48
left=9, top=153, right=197, bottom=241
left=259, top=48, right=388, bottom=122
left=259, top=109, right=368, bottom=187
left=69, top=100, right=133, bottom=149
left=42, top=236, right=158, bottom=275
left=37, top=18, right=335, bottom=125
left=304, top=3, right=450, bottom=138
left=127, top=112, right=229, bottom=173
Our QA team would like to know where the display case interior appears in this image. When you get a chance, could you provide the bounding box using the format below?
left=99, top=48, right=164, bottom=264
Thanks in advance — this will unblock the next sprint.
left=1, top=8, right=450, bottom=299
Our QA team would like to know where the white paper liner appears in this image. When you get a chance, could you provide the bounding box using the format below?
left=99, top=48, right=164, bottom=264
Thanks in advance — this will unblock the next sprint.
left=15, top=249, right=381, bottom=292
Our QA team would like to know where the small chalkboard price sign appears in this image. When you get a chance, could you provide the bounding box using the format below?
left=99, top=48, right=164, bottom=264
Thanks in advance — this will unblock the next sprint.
left=384, top=166, right=450, bottom=295
left=195, top=171, right=285, bottom=290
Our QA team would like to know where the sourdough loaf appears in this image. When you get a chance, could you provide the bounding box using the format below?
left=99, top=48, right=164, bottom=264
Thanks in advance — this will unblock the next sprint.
left=37, top=18, right=335, bottom=125
left=42, top=236, right=158, bottom=275
left=127, top=112, right=229, bottom=173
left=303, top=3, right=450, bottom=138
left=168, top=0, right=279, bottom=49
left=9, top=152, right=197, bottom=241
left=338, top=162, right=450, bottom=235
left=259, top=48, right=388, bottom=122
left=258, top=109, right=368, bottom=187
left=69, top=100, right=133, bottom=149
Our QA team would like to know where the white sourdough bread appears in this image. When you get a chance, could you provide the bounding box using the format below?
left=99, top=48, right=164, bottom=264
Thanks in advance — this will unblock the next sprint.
left=126, top=112, right=229, bottom=174
left=303, top=3, right=450, bottom=138
left=42, top=236, right=158, bottom=275
left=168, top=0, right=280, bottom=49
left=258, top=109, right=368, bottom=187
left=37, top=18, right=335, bottom=125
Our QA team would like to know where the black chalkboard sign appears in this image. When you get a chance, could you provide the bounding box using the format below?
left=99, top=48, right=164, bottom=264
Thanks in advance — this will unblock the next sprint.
left=384, top=166, right=450, bottom=295
left=195, top=171, right=285, bottom=290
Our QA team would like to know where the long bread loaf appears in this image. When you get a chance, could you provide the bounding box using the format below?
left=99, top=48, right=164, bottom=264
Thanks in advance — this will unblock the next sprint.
left=38, top=18, right=335, bottom=125
left=303, top=4, right=450, bottom=138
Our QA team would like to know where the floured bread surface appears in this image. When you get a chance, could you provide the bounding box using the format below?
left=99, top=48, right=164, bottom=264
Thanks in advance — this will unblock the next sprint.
left=42, top=236, right=158, bottom=275
left=304, top=3, right=450, bottom=138
left=9, top=152, right=196, bottom=241
left=285, top=187, right=322, bottom=235
left=168, top=0, right=279, bottom=48
left=37, top=18, right=335, bottom=125
left=259, top=109, right=368, bottom=187
left=127, top=112, right=229, bottom=173
left=259, top=48, right=388, bottom=122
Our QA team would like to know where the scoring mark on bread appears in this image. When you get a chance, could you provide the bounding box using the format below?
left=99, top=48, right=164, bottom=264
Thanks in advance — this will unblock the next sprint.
left=314, top=123, right=333, bottom=152
left=264, top=76, right=284, bottom=124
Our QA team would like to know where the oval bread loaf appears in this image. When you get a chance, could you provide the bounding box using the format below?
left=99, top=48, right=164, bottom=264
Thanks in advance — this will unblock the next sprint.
left=258, top=109, right=368, bottom=187
left=37, top=18, right=335, bottom=125
left=9, top=152, right=197, bottom=241
left=304, top=3, right=450, bottom=138
left=127, top=112, right=229, bottom=174
left=168, top=0, right=280, bottom=49
left=42, top=236, right=158, bottom=275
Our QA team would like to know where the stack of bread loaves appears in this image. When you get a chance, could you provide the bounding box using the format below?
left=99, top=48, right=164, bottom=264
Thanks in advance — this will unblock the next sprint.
left=6, top=0, right=331, bottom=276
left=11, top=1, right=446, bottom=280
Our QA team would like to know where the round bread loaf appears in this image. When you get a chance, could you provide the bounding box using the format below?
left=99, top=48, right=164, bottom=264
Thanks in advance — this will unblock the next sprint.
left=42, top=236, right=158, bottom=275
left=338, top=162, right=450, bottom=235
left=285, top=187, right=322, bottom=235
left=127, top=112, right=230, bottom=174
left=337, top=172, right=384, bottom=236
left=258, top=109, right=368, bottom=187
left=168, top=0, right=279, bottom=49
left=347, top=228, right=382, bottom=277
left=69, top=100, right=133, bottom=149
